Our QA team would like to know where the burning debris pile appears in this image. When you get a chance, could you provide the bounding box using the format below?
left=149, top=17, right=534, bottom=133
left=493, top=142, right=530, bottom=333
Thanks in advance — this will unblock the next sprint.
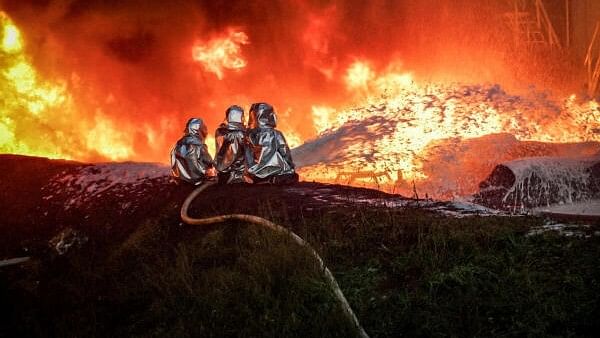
left=294, top=83, right=600, bottom=198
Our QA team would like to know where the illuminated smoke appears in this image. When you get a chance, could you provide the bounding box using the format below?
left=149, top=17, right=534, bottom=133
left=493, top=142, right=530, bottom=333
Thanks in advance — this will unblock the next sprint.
left=301, top=6, right=338, bottom=79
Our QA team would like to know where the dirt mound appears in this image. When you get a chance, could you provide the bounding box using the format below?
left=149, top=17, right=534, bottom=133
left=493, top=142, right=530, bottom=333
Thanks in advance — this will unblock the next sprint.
left=0, top=155, right=185, bottom=257
left=0, top=154, right=409, bottom=258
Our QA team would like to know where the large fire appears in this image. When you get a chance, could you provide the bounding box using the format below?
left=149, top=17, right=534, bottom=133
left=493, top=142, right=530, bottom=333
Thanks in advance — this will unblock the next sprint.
left=299, top=61, right=600, bottom=196
left=299, top=62, right=600, bottom=196
left=192, top=30, right=249, bottom=80
left=1, top=12, right=69, bottom=159
left=1, top=12, right=134, bottom=161
left=1, top=1, right=599, bottom=198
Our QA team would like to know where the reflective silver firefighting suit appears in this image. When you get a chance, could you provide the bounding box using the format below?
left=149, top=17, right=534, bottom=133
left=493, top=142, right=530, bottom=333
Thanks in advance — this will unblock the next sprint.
left=246, top=103, right=297, bottom=182
left=215, top=105, right=247, bottom=184
left=170, top=118, right=214, bottom=184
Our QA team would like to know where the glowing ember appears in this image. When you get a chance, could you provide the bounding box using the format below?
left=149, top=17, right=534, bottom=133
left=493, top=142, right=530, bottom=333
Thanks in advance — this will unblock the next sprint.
left=192, top=30, right=249, bottom=79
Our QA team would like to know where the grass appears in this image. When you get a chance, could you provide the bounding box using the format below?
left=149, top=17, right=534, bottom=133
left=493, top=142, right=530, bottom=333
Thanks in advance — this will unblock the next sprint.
left=321, top=210, right=600, bottom=337
left=2, top=203, right=599, bottom=337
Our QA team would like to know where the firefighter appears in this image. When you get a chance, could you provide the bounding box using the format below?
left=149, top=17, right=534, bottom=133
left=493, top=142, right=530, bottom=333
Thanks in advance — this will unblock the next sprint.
left=170, top=117, right=215, bottom=184
left=246, top=102, right=298, bottom=184
left=215, top=105, right=248, bottom=184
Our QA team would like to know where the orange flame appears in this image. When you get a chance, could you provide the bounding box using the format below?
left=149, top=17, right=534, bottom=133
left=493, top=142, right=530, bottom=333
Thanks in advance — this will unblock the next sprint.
left=344, top=61, right=375, bottom=92
left=1, top=16, right=21, bottom=53
left=0, top=12, right=135, bottom=161
left=1, top=12, right=69, bottom=159
left=2, top=7, right=599, bottom=200
left=192, top=29, right=249, bottom=80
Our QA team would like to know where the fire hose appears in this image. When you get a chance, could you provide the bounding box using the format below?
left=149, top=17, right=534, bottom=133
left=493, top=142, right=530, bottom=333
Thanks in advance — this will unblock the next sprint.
left=180, top=180, right=370, bottom=338
left=0, top=256, right=30, bottom=268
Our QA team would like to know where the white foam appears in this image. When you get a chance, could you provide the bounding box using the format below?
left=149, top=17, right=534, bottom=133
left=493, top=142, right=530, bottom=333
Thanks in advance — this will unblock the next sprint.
left=533, top=199, right=600, bottom=216
left=501, top=156, right=599, bottom=210
left=44, top=162, right=170, bottom=208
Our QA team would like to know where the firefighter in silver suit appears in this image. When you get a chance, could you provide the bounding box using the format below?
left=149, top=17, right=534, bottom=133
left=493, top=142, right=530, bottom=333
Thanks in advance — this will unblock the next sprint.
left=170, top=117, right=215, bottom=184
left=246, top=103, right=298, bottom=184
left=215, top=105, right=248, bottom=184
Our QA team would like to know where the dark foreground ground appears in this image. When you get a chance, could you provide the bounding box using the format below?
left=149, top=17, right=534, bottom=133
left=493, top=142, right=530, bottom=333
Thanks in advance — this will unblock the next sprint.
left=1, top=155, right=599, bottom=337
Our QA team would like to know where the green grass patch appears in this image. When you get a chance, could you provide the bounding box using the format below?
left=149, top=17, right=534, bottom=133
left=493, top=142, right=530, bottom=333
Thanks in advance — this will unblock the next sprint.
left=2, top=206, right=599, bottom=337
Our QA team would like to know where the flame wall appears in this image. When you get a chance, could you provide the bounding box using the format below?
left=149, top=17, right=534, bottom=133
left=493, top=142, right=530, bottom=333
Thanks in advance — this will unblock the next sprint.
left=1, top=0, right=567, bottom=163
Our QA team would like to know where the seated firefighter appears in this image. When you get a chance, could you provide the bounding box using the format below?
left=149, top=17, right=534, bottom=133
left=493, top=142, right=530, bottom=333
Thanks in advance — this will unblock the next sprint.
left=215, top=105, right=247, bottom=184
left=170, top=117, right=215, bottom=184
left=246, top=102, right=298, bottom=184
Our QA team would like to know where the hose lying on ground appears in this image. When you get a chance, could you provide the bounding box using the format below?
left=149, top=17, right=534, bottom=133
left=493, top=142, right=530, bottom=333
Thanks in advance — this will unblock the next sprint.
left=0, top=256, right=30, bottom=268
left=180, top=180, right=370, bottom=338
